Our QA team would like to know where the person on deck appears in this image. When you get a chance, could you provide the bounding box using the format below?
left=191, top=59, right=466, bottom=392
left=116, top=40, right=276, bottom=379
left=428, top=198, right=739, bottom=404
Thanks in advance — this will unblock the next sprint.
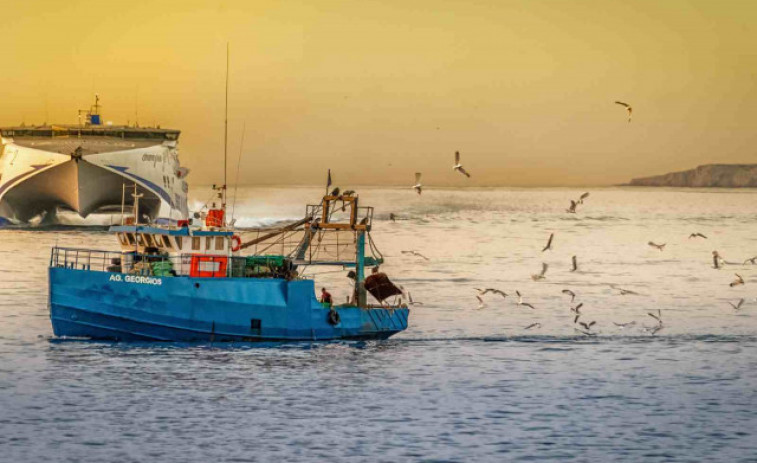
left=320, top=288, right=333, bottom=307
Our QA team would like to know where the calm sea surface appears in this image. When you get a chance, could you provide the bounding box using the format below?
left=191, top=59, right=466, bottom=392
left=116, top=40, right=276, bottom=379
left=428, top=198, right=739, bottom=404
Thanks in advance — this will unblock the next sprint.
left=1, top=187, right=756, bottom=462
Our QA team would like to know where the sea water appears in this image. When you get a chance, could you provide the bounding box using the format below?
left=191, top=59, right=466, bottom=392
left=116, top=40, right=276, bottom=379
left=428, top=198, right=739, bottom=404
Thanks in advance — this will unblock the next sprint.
left=1, top=187, right=756, bottom=462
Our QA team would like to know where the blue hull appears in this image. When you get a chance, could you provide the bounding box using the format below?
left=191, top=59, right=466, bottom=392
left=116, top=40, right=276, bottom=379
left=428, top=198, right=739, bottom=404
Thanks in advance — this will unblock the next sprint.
left=49, top=268, right=409, bottom=342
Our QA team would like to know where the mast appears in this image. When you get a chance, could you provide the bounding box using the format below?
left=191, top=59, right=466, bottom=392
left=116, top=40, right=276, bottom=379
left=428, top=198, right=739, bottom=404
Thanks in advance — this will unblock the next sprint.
left=223, top=42, right=229, bottom=225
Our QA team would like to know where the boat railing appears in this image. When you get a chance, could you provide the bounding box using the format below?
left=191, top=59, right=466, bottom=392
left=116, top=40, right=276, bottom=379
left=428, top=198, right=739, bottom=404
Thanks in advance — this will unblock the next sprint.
left=49, top=246, right=286, bottom=279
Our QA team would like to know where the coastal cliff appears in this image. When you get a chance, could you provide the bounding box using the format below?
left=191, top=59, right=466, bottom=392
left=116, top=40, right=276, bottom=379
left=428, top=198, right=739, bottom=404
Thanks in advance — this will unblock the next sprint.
left=629, top=164, right=757, bottom=188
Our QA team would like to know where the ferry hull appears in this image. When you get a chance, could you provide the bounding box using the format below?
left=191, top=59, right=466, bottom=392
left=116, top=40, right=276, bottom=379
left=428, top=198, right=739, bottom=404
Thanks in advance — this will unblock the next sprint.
left=49, top=267, right=409, bottom=342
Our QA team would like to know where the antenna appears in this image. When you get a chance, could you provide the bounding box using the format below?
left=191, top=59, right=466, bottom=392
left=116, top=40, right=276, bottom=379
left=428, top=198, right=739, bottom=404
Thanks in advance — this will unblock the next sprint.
left=223, top=42, right=229, bottom=226
left=135, top=85, right=139, bottom=128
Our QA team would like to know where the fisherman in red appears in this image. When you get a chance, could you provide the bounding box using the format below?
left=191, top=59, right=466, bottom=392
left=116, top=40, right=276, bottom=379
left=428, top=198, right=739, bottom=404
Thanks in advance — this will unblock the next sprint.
left=320, top=287, right=333, bottom=307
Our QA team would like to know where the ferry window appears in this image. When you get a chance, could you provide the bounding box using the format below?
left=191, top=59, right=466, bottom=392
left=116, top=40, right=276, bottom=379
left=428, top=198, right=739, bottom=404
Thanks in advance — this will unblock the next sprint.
left=162, top=236, right=173, bottom=249
left=206, top=237, right=212, bottom=250
left=192, top=237, right=201, bottom=250
left=126, top=233, right=136, bottom=245
left=118, top=233, right=127, bottom=245
left=215, top=237, right=225, bottom=250
left=144, top=234, right=155, bottom=247
left=175, top=237, right=183, bottom=250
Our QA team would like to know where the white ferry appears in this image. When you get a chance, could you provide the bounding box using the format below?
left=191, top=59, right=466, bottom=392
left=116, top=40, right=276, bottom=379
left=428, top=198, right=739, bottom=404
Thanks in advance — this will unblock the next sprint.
left=0, top=95, right=189, bottom=225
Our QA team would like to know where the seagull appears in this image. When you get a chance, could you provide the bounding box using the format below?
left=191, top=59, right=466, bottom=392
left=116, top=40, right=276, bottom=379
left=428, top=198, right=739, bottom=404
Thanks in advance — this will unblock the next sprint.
left=407, top=292, right=423, bottom=306
left=647, top=309, right=662, bottom=324
left=566, top=200, right=578, bottom=214
left=412, top=172, right=423, bottom=195
left=401, top=250, right=429, bottom=260
left=648, top=241, right=666, bottom=251
left=531, top=262, right=548, bottom=281
left=515, top=291, right=535, bottom=309
left=574, top=313, right=581, bottom=324
left=578, top=192, right=590, bottom=204
left=330, top=187, right=340, bottom=196
left=613, top=321, right=637, bottom=329
left=389, top=213, right=396, bottom=222
left=730, top=273, right=745, bottom=287
left=743, top=257, right=757, bottom=265
left=570, top=255, right=578, bottom=272
left=562, top=289, right=576, bottom=303
left=453, top=151, right=471, bottom=178
left=643, top=324, right=664, bottom=335
left=579, top=320, right=596, bottom=331
left=615, top=101, right=633, bottom=122
left=609, top=284, right=640, bottom=296
left=570, top=302, right=584, bottom=314
left=542, top=233, right=554, bottom=252
left=688, top=233, right=707, bottom=239
left=476, top=295, right=486, bottom=309
left=713, top=251, right=722, bottom=269
left=475, top=288, right=508, bottom=299
left=524, top=322, right=541, bottom=330
left=728, top=298, right=745, bottom=310
left=574, top=328, right=596, bottom=336
left=342, top=190, right=355, bottom=196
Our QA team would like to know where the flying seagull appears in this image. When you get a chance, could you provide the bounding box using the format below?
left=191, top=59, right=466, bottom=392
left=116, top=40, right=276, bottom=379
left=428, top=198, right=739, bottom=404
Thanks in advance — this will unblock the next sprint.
left=562, top=289, right=576, bottom=303
left=412, top=172, right=423, bottom=195
left=615, top=101, right=632, bottom=122
left=475, top=288, right=508, bottom=299
left=476, top=295, right=486, bottom=309
left=579, top=320, right=596, bottom=331
left=730, top=273, right=745, bottom=287
left=570, top=302, right=584, bottom=314
left=613, top=321, right=637, bottom=329
left=743, top=256, right=757, bottom=265
left=542, top=233, right=554, bottom=252
left=578, top=192, right=590, bottom=204
left=648, top=241, right=666, bottom=251
left=524, top=322, right=542, bottom=330
left=531, top=262, right=548, bottom=281
left=688, top=233, right=707, bottom=239
left=570, top=255, right=578, bottom=272
left=389, top=213, right=396, bottom=222
left=566, top=200, right=578, bottom=214
left=647, top=309, right=663, bottom=324
left=728, top=298, right=745, bottom=310
left=453, top=151, right=471, bottom=178
left=609, top=285, right=639, bottom=296
left=401, top=250, right=429, bottom=260
left=515, top=291, right=535, bottom=309
left=713, top=251, right=722, bottom=269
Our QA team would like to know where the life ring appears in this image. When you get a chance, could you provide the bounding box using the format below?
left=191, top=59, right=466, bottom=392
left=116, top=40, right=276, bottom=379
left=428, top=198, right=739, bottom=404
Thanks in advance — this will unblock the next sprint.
left=231, top=235, right=242, bottom=252
left=327, top=309, right=341, bottom=326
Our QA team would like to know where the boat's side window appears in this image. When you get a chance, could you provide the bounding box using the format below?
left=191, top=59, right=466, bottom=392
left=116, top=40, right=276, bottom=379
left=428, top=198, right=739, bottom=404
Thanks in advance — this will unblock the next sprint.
left=192, top=237, right=201, bottom=250
left=215, top=237, right=225, bottom=250
left=205, top=237, right=212, bottom=251
left=126, top=233, right=136, bottom=245
left=175, top=237, right=183, bottom=250
left=162, top=236, right=173, bottom=249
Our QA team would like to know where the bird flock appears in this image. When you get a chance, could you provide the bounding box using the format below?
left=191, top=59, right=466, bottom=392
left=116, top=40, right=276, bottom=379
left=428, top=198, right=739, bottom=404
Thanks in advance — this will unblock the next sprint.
left=394, top=188, right=754, bottom=337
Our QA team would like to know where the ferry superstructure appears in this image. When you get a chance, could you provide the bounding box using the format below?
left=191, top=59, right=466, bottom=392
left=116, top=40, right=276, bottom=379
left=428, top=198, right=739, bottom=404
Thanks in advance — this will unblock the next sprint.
left=0, top=96, right=189, bottom=225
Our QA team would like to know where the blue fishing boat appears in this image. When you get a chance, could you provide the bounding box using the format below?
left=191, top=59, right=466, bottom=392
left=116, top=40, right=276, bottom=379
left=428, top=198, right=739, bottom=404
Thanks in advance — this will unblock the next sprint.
left=48, top=192, right=410, bottom=342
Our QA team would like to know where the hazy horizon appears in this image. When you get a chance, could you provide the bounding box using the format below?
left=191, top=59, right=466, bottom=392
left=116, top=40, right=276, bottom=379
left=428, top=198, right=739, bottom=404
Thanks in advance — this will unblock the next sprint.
left=1, top=0, right=755, bottom=187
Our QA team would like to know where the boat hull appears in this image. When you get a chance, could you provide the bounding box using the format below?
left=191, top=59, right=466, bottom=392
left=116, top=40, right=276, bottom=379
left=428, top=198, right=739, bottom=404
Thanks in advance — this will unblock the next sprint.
left=49, top=267, right=409, bottom=342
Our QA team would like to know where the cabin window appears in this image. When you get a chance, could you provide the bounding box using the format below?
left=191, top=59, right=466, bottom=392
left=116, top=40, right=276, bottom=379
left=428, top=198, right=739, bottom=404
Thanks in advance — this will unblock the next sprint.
left=126, top=233, right=136, bottom=245
left=162, top=236, right=172, bottom=249
left=192, top=237, right=201, bottom=250
left=206, top=237, right=212, bottom=250
left=215, top=237, right=225, bottom=250
left=175, top=237, right=183, bottom=250
left=118, top=233, right=127, bottom=245
left=144, top=234, right=155, bottom=247
left=136, top=234, right=145, bottom=246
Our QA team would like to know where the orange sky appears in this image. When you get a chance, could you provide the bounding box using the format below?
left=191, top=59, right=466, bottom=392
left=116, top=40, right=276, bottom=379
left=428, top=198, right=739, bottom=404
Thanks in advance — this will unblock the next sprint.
left=1, top=0, right=755, bottom=186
